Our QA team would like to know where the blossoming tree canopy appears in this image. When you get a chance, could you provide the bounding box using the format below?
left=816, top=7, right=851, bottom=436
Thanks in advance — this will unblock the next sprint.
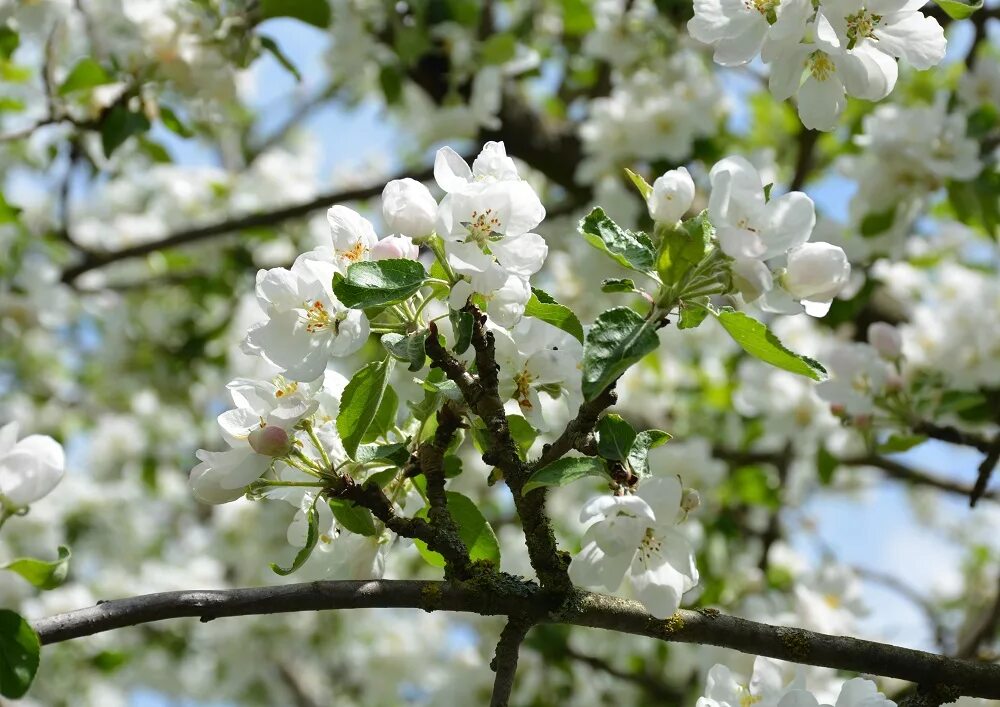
left=1, top=0, right=999, bottom=705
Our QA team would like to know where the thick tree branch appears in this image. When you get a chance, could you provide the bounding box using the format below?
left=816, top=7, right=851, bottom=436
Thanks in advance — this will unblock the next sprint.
left=489, top=617, right=533, bottom=707
left=60, top=165, right=436, bottom=283
left=426, top=312, right=572, bottom=590
left=30, top=580, right=1000, bottom=698
left=911, top=421, right=992, bottom=454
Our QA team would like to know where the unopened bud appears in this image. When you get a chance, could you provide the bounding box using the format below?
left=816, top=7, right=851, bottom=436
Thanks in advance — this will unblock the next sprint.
left=371, top=234, right=419, bottom=261
left=830, top=403, right=847, bottom=418
left=884, top=372, right=904, bottom=392
left=382, top=178, right=437, bottom=239
left=647, top=167, right=696, bottom=224
left=248, top=425, right=293, bottom=457
left=681, top=488, right=701, bottom=513
left=867, top=322, right=902, bottom=360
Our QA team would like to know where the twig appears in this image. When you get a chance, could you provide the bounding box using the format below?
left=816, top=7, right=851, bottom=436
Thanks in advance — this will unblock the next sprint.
left=956, top=571, right=1000, bottom=660
left=489, top=618, right=533, bottom=707
left=29, top=581, right=1000, bottom=698
left=911, top=421, right=992, bottom=454
left=969, top=433, right=1000, bottom=507
left=563, top=645, right=682, bottom=700
left=60, top=165, right=436, bottom=283
left=789, top=127, right=820, bottom=192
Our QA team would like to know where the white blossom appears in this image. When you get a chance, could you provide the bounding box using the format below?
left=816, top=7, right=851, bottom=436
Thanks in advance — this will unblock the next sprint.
left=0, top=421, right=65, bottom=509
left=243, top=258, right=369, bottom=382
left=569, top=474, right=699, bottom=618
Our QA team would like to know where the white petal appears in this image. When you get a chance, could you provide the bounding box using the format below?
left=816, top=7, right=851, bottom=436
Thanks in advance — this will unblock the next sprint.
left=761, top=191, right=817, bottom=258
left=875, top=13, right=946, bottom=70
left=797, top=75, right=845, bottom=132
left=434, top=146, right=474, bottom=193
left=0, top=422, right=19, bottom=456
left=568, top=536, right=633, bottom=591
left=636, top=475, right=683, bottom=521
left=731, top=257, right=774, bottom=301
left=718, top=225, right=768, bottom=258
left=838, top=42, right=898, bottom=101
left=713, top=17, right=768, bottom=66
left=326, top=205, right=378, bottom=254
left=492, top=232, right=548, bottom=277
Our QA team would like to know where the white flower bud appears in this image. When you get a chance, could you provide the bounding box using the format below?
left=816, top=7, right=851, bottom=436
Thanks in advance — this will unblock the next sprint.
left=382, top=178, right=437, bottom=239
left=681, top=488, right=701, bottom=513
left=370, top=235, right=419, bottom=261
left=781, top=242, right=851, bottom=303
left=247, top=425, right=293, bottom=457
left=0, top=422, right=65, bottom=507
left=647, top=167, right=695, bottom=223
left=867, top=322, right=902, bottom=360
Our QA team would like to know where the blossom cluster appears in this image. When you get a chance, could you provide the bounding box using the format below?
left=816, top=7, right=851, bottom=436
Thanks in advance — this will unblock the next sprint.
left=648, top=158, right=851, bottom=316
left=688, top=0, right=947, bottom=129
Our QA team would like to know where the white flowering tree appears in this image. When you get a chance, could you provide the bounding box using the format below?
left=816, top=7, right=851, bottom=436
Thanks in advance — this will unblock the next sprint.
left=1, top=0, right=1000, bottom=705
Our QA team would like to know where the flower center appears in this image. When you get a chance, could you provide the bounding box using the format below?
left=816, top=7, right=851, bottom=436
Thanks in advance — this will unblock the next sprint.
left=845, top=9, right=881, bottom=48
left=824, top=593, right=842, bottom=609
left=743, top=0, right=779, bottom=20
left=341, top=241, right=368, bottom=263
left=637, top=528, right=662, bottom=566
left=273, top=376, right=299, bottom=399
left=808, top=51, right=835, bottom=81
left=463, top=208, right=502, bottom=246
left=303, top=300, right=344, bottom=334
left=513, top=368, right=535, bottom=409
left=741, top=693, right=763, bottom=707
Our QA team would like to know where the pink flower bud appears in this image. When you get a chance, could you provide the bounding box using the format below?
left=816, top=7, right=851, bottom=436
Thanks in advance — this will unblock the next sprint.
left=867, top=322, right=902, bottom=359
left=852, top=414, right=872, bottom=430
left=371, top=235, right=419, bottom=261
left=248, top=425, right=292, bottom=457
left=830, top=403, right=847, bottom=418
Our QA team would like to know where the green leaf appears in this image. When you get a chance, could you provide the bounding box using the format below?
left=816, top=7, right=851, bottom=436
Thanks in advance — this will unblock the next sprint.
left=678, top=300, right=710, bottom=330
left=449, top=308, right=474, bottom=354
left=333, top=259, right=427, bottom=309
left=627, top=430, right=671, bottom=478
left=0, top=610, right=39, bottom=699
left=379, top=64, right=404, bottom=104
left=600, top=278, right=637, bottom=294
left=596, top=414, right=637, bottom=461
left=507, top=415, right=538, bottom=458
left=354, top=441, right=410, bottom=466
left=524, top=288, right=584, bottom=343
left=523, top=457, right=610, bottom=494
left=933, top=0, right=983, bottom=19
left=1, top=546, right=70, bottom=590
left=0, top=23, right=19, bottom=61
left=361, top=385, right=398, bottom=444
left=711, top=309, right=827, bottom=381
left=659, top=211, right=712, bottom=287
left=579, top=207, right=656, bottom=274
left=328, top=499, right=377, bottom=537
left=260, top=0, right=332, bottom=27
left=582, top=306, right=660, bottom=400
left=159, top=105, right=193, bottom=138
left=763, top=183, right=774, bottom=202
left=560, top=0, right=596, bottom=35
left=624, top=168, right=653, bottom=200
left=860, top=206, right=896, bottom=237
left=259, top=35, right=301, bottom=82
left=878, top=434, right=927, bottom=454
left=817, top=446, right=838, bottom=486
left=480, top=33, right=517, bottom=65
left=382, top=330, right=428, bottom=371
left=58, top=58, right=112, bottom=95
left=100, top=105, right=151, bottom=158
left=415, top=492, right=500, bottom=566
left=270, top=503, right=319, bottom=575
left=337, top=358, right=393, bottom=458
